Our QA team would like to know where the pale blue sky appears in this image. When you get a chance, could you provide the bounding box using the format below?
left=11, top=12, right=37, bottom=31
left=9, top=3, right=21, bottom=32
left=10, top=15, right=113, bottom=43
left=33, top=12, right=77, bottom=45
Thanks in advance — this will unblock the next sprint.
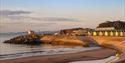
left=1, top=0, right=124, bottom=8
left=0, top=0, right=125, bottom=32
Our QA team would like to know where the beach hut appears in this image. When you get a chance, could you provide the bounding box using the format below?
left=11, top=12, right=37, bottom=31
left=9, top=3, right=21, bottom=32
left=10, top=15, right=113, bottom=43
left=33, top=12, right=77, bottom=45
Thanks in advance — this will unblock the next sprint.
left=110, top=31, right=114, bottom=36
left=87, top=31, right=91, bottom=36
left=99, top=31, right=103, bottom=36
left=115, top=31, right=119, bottom=36
left=119, top=31, right=123, bottom=37
left=122, top=31, right=125, bottom=37
left=93, top=31, right=97, bottom=36
left=104, top=31, right=108, bottom=36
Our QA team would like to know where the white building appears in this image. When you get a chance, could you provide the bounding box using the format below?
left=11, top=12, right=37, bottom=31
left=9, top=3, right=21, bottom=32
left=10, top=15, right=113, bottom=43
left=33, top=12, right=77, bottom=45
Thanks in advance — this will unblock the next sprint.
left=27, top=30, right=35, bottom=35
left=96, top=27, right=115, bottom=31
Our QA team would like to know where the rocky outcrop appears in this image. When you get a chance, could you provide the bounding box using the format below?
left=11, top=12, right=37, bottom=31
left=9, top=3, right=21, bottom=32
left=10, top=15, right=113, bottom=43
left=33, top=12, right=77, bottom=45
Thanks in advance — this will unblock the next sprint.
left=41, top=35, right=99, bottom=46
left=4, top=34, right=43, bottom=45
left=3, top=34, right=99, bottom=46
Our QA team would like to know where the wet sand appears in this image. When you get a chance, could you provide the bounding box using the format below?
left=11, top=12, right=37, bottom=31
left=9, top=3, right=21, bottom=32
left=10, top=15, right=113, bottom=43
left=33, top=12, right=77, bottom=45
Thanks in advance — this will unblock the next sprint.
left=0, top=48, right=116, bottom=63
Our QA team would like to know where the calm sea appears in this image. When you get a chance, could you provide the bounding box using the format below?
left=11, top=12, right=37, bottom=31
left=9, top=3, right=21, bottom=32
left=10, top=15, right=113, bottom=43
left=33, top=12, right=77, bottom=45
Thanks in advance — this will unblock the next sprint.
left=0, top=33, right=100, bottom=60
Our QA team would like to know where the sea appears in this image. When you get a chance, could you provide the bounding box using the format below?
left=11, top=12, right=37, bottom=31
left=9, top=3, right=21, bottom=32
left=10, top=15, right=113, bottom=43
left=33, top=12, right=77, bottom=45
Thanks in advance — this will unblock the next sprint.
left=0, top=32, right=116, bottom=63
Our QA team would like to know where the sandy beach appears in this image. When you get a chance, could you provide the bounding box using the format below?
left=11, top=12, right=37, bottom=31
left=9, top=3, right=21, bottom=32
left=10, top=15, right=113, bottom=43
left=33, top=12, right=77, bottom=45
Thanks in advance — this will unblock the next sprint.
left=0, top=48, right=116, bottom=63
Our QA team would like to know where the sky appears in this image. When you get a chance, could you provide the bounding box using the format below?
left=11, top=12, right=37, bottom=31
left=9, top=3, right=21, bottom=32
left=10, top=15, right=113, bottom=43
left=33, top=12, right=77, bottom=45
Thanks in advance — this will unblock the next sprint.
left=0, top=0, right=125, bottom=33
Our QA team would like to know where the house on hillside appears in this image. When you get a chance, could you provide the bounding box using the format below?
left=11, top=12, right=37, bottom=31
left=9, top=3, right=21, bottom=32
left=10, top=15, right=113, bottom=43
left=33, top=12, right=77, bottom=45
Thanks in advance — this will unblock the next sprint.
left=88, top=21, right=125, bottom=36
left=59, top=28, right=90, bottom=36
left=27, top=30, right=35, bottom=35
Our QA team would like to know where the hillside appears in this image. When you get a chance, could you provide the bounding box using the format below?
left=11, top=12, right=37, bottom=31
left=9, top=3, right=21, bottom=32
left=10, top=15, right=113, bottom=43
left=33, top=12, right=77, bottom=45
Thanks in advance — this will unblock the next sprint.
left=97, top=21, right=125, bottom=30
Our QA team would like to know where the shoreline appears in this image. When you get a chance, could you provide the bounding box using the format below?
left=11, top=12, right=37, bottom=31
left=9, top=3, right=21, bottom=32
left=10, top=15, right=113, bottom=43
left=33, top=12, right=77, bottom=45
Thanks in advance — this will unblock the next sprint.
left=0, top=46, right=100, bottom=60
left=0, top=48, right=116, bottom=63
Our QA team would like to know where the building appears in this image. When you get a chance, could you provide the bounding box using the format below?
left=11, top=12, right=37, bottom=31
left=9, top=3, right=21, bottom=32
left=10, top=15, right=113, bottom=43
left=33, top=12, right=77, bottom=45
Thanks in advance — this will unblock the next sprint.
left=59, top=28, right=90, bottom=36
left=88, top=21, right=125, bottom=36
left=27, top=30, right=35, bottom=35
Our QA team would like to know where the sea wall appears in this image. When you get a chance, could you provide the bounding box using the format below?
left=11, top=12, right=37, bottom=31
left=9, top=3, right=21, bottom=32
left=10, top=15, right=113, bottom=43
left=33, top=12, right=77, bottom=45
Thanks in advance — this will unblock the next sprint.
left=89, top=36, right=125, bottom=53
left=89, top=36, right=125, bottom=63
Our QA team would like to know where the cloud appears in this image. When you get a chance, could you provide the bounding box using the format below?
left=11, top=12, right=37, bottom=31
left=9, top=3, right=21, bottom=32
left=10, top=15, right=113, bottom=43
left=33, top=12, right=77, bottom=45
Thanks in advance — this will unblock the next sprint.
left=39, top=17, right=79, bottom=22
left=3, top=16, right=79, bottom=22
left=0, top=10, right=31, bottom=16
left=0, top=10, right=79, bottom=22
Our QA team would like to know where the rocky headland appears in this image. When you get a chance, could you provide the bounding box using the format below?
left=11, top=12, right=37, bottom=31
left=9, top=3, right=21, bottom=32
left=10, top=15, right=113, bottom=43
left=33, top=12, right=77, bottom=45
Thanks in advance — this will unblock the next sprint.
left=40, top=35, right=99, bottom=47
left=4, top=34, right=43, bottom=44
left=3, top=34, right=99, bottom=47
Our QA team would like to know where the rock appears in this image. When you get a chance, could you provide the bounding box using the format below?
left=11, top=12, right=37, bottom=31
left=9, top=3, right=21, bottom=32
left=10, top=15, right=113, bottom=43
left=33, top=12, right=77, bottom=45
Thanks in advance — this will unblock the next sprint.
left=41, top=35, right=99, bottom=47
left=4, top=34, right=43, bottom=45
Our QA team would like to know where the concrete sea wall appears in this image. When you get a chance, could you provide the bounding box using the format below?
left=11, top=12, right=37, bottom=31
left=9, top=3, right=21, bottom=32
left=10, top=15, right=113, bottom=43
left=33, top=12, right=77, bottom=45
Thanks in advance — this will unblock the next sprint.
left=89, top=36, right=125, bottom=63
